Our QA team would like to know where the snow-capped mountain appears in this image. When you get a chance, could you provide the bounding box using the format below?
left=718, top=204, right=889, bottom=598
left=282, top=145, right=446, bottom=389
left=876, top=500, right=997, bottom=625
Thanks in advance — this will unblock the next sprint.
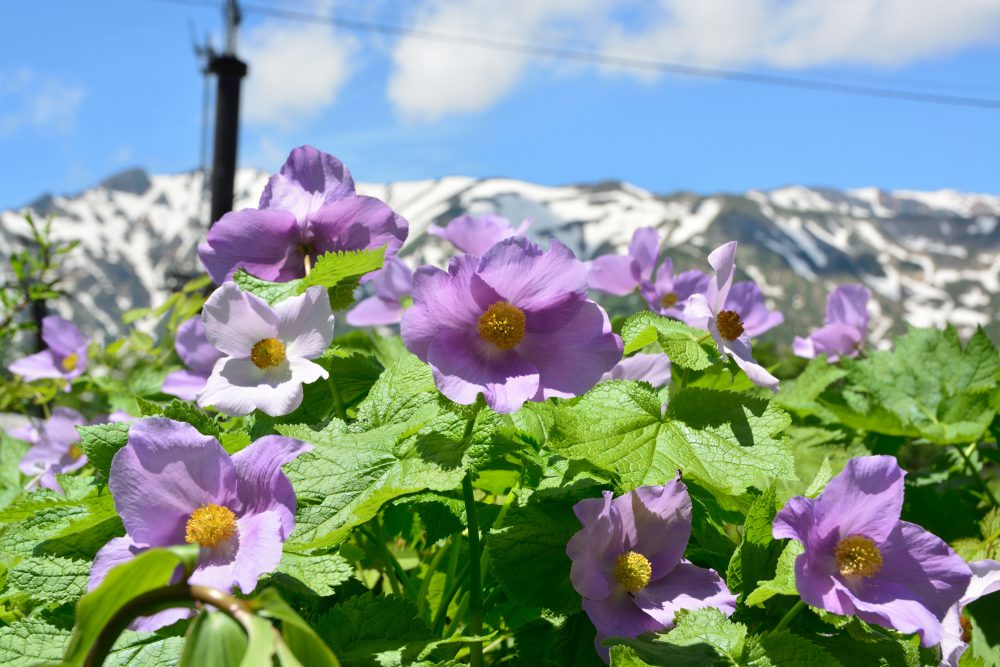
left=1, top=168, right=998, bottom=347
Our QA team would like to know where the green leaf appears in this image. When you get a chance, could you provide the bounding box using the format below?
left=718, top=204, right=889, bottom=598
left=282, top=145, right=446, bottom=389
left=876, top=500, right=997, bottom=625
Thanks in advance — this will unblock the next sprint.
left=727, top=484, right=781, bottom=599
left=301, top=247, right=386, bottom=310
left=774, top=356, right=846, bottom=418
left=516, top=613, right=606, bottom=667
left=0, top=434, right=29, bottom=509
left=135, top=397, right=222, bottom=438
left=316, top=593, right=434, bottom=667
left=756, top=631, right=842, bottom=667
left=179, top=612, right=248, bottom=667
left=820, top=326, right=999, bottom=444
left=279, top=403, right=483, bottom=550
left=5, top=556, right=91, bottom=606
left=233, top=269, right=302, bottom=305
left=0, top=616, right=70, bottom=666
left=549, top=382, right=793, bottom=498
left=76, top=422, right=130, bottom=478
left=253, top=588, right=341, bottom=667
left=0, top=491, right=121, bottom=558
left=488, top=486, right=602, bottom=616
left=744, top=540, right=803, bottom=607
left=352, top=354, right=439, bottom=430
left=607, top=608, right=763, bottom=666
left=60, top=545, right=200, bottom=665
left=620, top=312, right=718, bottom=370
left=274, top=551, right=355, bottom=597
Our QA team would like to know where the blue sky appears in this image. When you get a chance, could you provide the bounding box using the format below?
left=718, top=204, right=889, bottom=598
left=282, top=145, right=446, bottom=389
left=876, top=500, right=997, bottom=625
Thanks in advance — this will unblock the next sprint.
left=1, top=0, right=998, bottom=209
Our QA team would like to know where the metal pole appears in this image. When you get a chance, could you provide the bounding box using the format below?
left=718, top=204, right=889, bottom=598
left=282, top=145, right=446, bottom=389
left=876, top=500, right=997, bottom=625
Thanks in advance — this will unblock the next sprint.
left=207, top=0, right=246, bottom=226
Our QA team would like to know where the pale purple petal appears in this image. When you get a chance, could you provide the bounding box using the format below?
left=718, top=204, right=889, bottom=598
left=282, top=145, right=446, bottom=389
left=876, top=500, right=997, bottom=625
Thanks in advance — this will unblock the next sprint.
left=345, top=296, right=405, bottom=327
left=726, top=282, right=783, bottom=338
left=796, top=323, right=864, bottom=362
left=942, top=560, right=1000, bottom=666
left=259, top=146, right=355, bottom=223
left=401, top=256, right=482, bottom=359
left=601, top=354, right=671, bottom=387
left=231, top=435, right=311, bottom=538
left=940, top=606, right=965, bottom=667
left=682, top=293, right=714, bottom=330
left=706, top=242, right=738, bottom=311
left=634, top=561, right=736, bottom=627
left=724, top=335, right=780, bottom=392
left=518, top=300, right=622, bottom=400
left=792, top=335, right=818, bottom=359
left=568, top=492, right=621, bottom=601
left=476, top=238, right=588, bottom=314
left=175, top=317, right=224, bottom=372
left=628, top=227, right=660, bottom=283
left=426, top=328, right=539, bottom=413
left=827, top=284, right=871, bottom=330
left=189, top=511, right=284, bottom=595
left=162, top=369, right=210, bottom=401
left=198, top=356, right=322, bottom=417
left=372, top=256, right=413, bottom=301
left=8, top=350, right=65, bottom=382
left=274, top=286, right=335, bottom=359
left=612, top=481, right=691, bottom=581
left=812, top=455, right=905, bottom=544
left=309, top=195, right=408, bottom=259
left=198, top=209, right=307, bottom=284
left=964, top=559, right=1000, bottom=605
left=673, top=270, right=711, bottom=301
left=588, top=254, right=639, bottom=296
left=41, top=316, right=86, bottom=356
left=201, top=282, right=280, bottom=358
left=584, top=590, right=664, bottom=662
left=428, top=213, right=525, bottom=256
left=89, top=536, right=146, bottom=591
left=109, top=418, right=237, bottom=546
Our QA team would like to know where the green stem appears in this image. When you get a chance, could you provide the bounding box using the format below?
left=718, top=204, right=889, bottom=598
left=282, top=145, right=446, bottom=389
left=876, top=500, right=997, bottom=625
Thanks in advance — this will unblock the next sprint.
left=955, top=443, right=999, bottom=507
left=83, top=584, right=254, bottom=667
left=462, top=473, right=484, bottom=667
left=774, top=599, right=806, bottom=633
left=417, top=543, right=450, bottom=621
left=431, top=561, right=469, bottom=635
left=361, top=524, right=405, bottom=596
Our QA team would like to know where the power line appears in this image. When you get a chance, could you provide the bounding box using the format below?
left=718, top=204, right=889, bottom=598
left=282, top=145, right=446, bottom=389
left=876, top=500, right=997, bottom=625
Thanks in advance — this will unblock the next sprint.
left=156, top=0, right=1000, bottom=110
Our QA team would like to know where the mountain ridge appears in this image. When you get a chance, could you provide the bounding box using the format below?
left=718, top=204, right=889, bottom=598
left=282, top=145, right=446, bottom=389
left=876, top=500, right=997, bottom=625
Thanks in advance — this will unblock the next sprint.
left=2, top=168, right=997, bottom=347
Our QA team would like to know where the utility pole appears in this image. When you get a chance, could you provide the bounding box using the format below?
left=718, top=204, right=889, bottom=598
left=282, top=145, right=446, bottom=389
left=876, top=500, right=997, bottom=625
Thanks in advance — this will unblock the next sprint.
left=207, top=0, right=247, bottom=226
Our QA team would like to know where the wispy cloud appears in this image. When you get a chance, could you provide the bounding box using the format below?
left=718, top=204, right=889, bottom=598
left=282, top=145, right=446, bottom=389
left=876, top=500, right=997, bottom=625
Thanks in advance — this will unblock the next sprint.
left=385, top=0, right=1000, bottom=120
left=241, top=2, right=357, bottom=129
left=0, top=69, right=85, bottom=137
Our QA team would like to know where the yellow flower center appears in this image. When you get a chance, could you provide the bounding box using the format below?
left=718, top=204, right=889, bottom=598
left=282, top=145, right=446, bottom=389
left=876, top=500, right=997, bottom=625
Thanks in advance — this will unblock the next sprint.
left=660, top=292, right=678, bottom=308
left=68, top=444, right=84, bottom=461
left=614, top=550, right=652, bottom=593
left=61, top=353, right=79, bottom=372
left=716, top=310, right=745, bottom=341
left=477, top=302, right=526, bottom=350
left=960, top=614, right=972, bottom=644
left=185, top=504, right=238, bottom=548
left=250, top=338, right=286, bottom=369
left=834, top=535, right=883, bottom=578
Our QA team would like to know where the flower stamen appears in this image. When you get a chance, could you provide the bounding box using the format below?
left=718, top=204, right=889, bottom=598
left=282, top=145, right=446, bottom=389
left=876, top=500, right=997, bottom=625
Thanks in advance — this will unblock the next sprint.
left=68, top=444, right=84, bottom=461
left=716, top=310, right=744, bottom=341
left=661, top=292, right=678, bottom=308
left=61, top=353, right=79, bottom=372
left=477, top=302, right=526, bottom=350
left=250, top=338, right=286, bottom=369
left=614, top=551, right=652, bottom=593
left=834, top=535, right=883, bottom=578
left=185, top=504, right=238, bottom=547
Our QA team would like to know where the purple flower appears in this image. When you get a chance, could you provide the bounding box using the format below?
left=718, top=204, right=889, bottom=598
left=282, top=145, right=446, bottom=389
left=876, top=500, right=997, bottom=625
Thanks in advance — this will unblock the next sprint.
left=8, top=316, right=88, bottom=389
left=940, top=559, right=1000, bottom=666
left=428, top=213, right=531, bottom=256
left=345, top=256, right=413, bottom=327
left=197, top=282, right=335, bottom=417
left=639, top=257, right=710, bottom=319
left=198, top=146, right=408, bottom=284
left=89, top=418, right=310, bottom=630
left=683, top=242, right=780, bottom=392
left=588, top=227, right=660, bottom=297
left=793, top=284, right=871, bottom=362
left=16, top=407, right=88, bottom=492
left=401, top=237, right=622, bottom=414
left=162, top=318, right=225, bottom=400
left=601, top=353, right=671, bottom=388
left=723, top=282, right=784, bottom=338
left=567, top=481, right=736, bottom=663
left=773, top=455, right=971, bottom=647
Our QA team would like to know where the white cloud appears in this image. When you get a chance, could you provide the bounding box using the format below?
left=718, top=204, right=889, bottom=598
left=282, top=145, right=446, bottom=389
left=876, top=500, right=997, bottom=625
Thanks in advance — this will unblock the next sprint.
left=386, top=0, right=1000, bottom=120
left=0, top=70, right=85, bottom=137
left=386, top=0, right=607, bottom=121
left=242, top=14, right=357, bottom=128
